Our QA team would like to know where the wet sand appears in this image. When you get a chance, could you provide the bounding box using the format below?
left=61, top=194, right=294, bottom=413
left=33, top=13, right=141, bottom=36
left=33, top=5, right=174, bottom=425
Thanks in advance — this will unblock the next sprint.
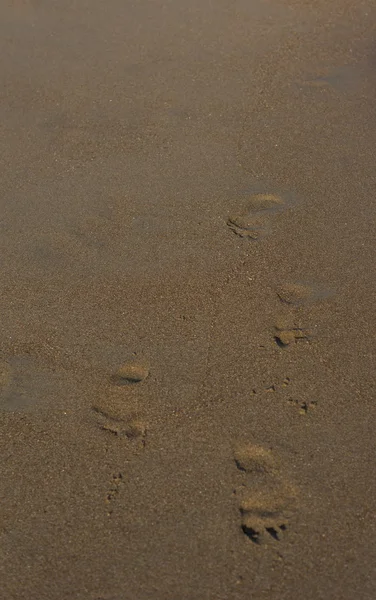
left=1, top=1, right=376, bottom=598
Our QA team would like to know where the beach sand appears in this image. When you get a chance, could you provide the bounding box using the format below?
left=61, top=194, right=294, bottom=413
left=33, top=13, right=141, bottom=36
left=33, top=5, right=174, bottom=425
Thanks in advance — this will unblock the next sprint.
left=0, top=1, right=375, bottom=598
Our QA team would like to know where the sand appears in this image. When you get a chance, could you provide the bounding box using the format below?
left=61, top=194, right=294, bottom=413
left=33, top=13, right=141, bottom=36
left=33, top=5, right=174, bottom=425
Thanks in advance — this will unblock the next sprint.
left=1, top=1, right=376, bottom=598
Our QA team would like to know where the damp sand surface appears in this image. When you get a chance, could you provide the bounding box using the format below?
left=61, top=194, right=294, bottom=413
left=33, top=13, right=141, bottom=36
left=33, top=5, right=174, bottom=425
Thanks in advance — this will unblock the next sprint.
left=1, top=1, right=376, bottom=599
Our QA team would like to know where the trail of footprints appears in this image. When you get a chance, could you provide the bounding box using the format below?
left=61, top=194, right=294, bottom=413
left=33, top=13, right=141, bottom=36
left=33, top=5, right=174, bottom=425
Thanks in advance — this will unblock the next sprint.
left=84, top=190, right=330, bottom=544
left=227, top=191, right=331, bottom=543
left=0, top=190, right=328, bottom=548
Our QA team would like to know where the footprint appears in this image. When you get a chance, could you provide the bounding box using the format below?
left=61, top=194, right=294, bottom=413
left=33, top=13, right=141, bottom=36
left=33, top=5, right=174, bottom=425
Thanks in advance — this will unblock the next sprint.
left=92, top=393, right=147, bottom=445
left=233, top=443, right=279, bottom=476
left=233, top=443, right=298, bottom=544
left=274, top=316, right=312, bottom=347
left=273, top=282, right=330, bottom=346
left=276, top=282, right=332, bottom=306
left=240, top=485, right=297, bottom=543
left=92, top=360, right=150, bottom=444
left=227, top=193, right=285, bottom=240
left=95, top=407, right=147, bottom=442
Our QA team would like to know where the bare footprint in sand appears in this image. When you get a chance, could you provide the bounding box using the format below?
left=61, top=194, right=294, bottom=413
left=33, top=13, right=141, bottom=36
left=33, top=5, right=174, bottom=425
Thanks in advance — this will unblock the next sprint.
left=227, top=193, right=287, bottom=240
left=234, top=443, right=279, bottom=476
left=274, top=316, right=312, bottom=347
left=239, top=485, right=297, bottom=543
left=93, top=403, right=147, bottom=443
left=92, top=360, right=149, bottom=444
left=233, top=443, right=298, bottom=544
left=273, top=282, right=332, bottom=346
left=276, top=282, right=332, bottom=306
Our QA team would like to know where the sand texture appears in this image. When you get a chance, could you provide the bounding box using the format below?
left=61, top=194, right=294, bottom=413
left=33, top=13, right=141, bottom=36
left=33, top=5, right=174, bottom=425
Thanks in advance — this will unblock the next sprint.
left=1, top=1, right=376, bottom=599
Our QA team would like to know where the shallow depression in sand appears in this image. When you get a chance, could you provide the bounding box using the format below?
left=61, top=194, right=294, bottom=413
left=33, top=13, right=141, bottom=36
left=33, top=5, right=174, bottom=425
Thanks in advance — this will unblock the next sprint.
left=244, top=193, right=285, bottom=212
left=227, top=192, right=291, bottom=240
left=276, top=281, right=333, bottom=306
left=234, top=443, right=279, bottom=475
